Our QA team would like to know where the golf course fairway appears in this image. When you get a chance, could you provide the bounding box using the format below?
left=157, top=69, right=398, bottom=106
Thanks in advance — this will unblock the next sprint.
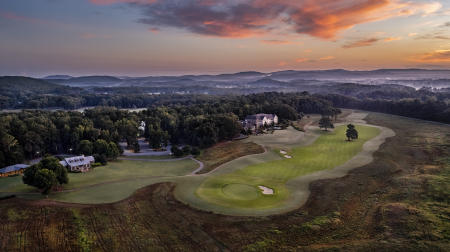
left=196, top=125, right=381, bottom=210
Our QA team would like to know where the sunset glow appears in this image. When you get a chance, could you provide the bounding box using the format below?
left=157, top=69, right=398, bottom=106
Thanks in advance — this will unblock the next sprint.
left=1, top=0, right=449, bottom=76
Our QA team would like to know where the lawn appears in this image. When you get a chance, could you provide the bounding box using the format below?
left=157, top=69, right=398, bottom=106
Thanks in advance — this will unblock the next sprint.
left=196, top=125, right=381, bottom=210
left=0, top=159, right=198, bottom=195
left=197, top=141, right=264, bottom=174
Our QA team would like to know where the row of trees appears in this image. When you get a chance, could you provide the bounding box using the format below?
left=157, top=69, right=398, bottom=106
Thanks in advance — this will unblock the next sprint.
left=0, top=108, right=131, bottom=168
left=321, top=94, right=450, bottom=124
left=140, top=92, right=336, bottom=148
left=0, top=92, right=337, bottom=167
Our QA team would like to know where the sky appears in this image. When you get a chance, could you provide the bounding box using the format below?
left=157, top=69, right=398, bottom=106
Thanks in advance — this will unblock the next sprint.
left=0, top=0, right=449, bottom=77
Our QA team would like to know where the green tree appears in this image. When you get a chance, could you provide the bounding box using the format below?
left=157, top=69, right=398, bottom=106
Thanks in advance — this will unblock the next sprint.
left=77, top=140, right=93, bottom=155
left=191, top=146, right=200, bottom=156
left=34, top=169, right=57, bottom=195
left=171, top=145, right=184, bottom=157
left=107, top=142, right=120, bottom=160
left=22, top=156, right=68, bottom=194
left=319, top=117, right=334, bottom=131
left=94, top=139, right=109, bottom=156
left=346, top=124, right=359, bottom=141
left=39, top=156, right=68, bottom=185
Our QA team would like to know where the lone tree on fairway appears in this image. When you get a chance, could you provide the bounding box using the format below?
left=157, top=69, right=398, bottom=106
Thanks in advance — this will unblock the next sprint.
left=319, top=117, right=334, bottom=131
left=23, top=156, right=68, bottom=194
left=346, top=124, right=359, bottom=141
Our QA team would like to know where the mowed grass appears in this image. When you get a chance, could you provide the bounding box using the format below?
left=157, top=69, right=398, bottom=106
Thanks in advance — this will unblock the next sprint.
left=0, top=159, right=197, bottom=194
left=196, top=125, right=380, bottom=209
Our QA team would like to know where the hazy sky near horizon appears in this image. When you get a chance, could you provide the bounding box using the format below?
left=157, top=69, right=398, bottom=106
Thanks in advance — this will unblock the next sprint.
left=1, top=0, right=449, bottom=76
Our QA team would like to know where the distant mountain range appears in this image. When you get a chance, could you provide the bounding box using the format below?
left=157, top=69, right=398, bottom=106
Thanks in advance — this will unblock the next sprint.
left=1, top=69, right=448, bottom=101
left=39, top=69, right=450, bottom=88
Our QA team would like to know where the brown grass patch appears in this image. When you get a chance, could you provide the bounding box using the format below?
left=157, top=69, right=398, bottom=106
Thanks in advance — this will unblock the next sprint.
left=197, top=141, right=264, bottom=174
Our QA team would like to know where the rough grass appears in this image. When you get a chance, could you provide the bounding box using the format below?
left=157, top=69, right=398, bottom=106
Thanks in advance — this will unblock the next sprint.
left=0, top=159, right=197, bottom=196
left=0, top=112, right=449, bottom=251
left=196, top=125, right=381, bottom=210
left=197, top=141, right=264, bottom=174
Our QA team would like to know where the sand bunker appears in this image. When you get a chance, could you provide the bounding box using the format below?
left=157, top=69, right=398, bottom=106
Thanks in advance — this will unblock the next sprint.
left=284, top=155, right=292, bottom=159
left=258, top=186, right=274, bottom=195
left=280, top=150, right=287, bottom=154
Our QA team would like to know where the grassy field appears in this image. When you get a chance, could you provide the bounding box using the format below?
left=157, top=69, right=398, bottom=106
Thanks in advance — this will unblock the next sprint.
left=196, top=125, right=381, bottom=210
left=0, top=112, right=448, bottom=251
left=197, top=141, right=264, bottom=174
left=0, top=159, right=198, bottom=196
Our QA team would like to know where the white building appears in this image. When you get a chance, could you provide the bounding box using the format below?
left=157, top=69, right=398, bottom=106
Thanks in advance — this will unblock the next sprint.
left=60, top=155, right=95, bottom=173
left=242, top=114, right=278, bottom=131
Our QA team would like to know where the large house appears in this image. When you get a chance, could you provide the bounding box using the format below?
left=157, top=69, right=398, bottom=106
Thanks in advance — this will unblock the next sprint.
left=242, top=114, right=278, bottom=131
left=0, top=164, right=30, bottom=177
left=59, top=155, right=95, bottom=173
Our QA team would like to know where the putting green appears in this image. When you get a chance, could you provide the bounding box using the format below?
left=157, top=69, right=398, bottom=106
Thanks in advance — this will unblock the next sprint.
left=222, top=184, right=260, bottom=200
left=195, top=125, right=381, bottom=210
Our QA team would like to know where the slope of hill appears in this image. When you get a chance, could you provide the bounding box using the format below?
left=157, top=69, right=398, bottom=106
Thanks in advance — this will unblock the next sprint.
left=49, top=76, right=123, bottom=86
left=0, top=76, right=75, bottom=96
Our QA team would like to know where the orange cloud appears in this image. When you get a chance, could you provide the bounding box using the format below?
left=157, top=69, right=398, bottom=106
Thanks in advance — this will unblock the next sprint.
left=279, top=61, right=288, bottom=66
left=384, top=37, right=402, bottom=41
left=319, top=56, right=335, bottom=61
left=90, top=0, right=442, bottom=39
left=296, top=58, right=309, bottom=63
left=343, top=38, right=380, bottom=48
left=261, top=40, right=292, bottom=45
left=149, top=27, right=159, bottom=33
left=410, top=49, right=450, bottom=63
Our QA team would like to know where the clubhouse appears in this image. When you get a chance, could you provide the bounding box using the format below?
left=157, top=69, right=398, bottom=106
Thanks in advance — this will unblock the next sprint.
left=242, top=113, right=279, bottom=131
left=0, top=164, right=30, bottom=177
left=60, top=155, right=95, bottom=173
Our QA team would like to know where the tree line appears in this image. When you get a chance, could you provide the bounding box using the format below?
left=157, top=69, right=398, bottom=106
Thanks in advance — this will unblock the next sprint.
left=0, top=92, right=336, bottom=168
left=321, top=94, right=450, bottom=124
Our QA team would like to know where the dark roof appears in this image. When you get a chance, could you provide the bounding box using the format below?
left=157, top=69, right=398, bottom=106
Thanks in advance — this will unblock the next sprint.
left=0, top=164, right=29, bottom=174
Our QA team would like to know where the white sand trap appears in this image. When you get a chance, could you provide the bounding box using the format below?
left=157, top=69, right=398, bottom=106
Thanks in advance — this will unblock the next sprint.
left=280, top=150, right=287, bottom=154
left=284, top=155, right=292, bottom=159
left=258, top=186, right=274, bottom=195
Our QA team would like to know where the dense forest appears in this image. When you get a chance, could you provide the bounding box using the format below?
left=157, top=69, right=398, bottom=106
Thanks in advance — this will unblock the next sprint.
left=321, top=94, right=450, bottom=124
left=0, top=92, right=335, bottom=168
left=1, top=76, right=448, bottom=125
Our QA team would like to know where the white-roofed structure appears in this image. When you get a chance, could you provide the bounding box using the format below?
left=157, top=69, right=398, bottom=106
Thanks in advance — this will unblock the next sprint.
left=59, top=155, right=95, bottom=173
left=0, top=164, right=30, bottom=177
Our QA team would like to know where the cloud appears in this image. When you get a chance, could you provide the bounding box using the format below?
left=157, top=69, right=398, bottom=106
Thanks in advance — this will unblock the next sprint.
left=409, top=49, right=450, bottom=63
left=342, top=35, right=402, bottom=48
left=384, top=36, right=401, bottom=41
left=261, top=39, right=292, bottom=45
left=408, top=32, right=417, bottom=36
left=296, top=58, right=309, bottom=63
left=343, top=38, right=380, bottom=48
left=81, top=33, right=112, bottom=39
left=90, top=0, right=442, bottom=39
left=0, top=10, right=49, bottom=25
left=278, top=61, right=288, bottom=66
left=149, top=27, right=160, bottom=33
left=416, top=32, right=450, bottom=40
left=319, top=56, right=335, bottom=61
left=89, top=0, right=155, bottom=5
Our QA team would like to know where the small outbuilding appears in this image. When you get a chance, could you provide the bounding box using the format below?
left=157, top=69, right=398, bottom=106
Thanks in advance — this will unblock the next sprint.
left=60, top=155, right=95, bottom=173
left=0, top=164, right=30, bottom=177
